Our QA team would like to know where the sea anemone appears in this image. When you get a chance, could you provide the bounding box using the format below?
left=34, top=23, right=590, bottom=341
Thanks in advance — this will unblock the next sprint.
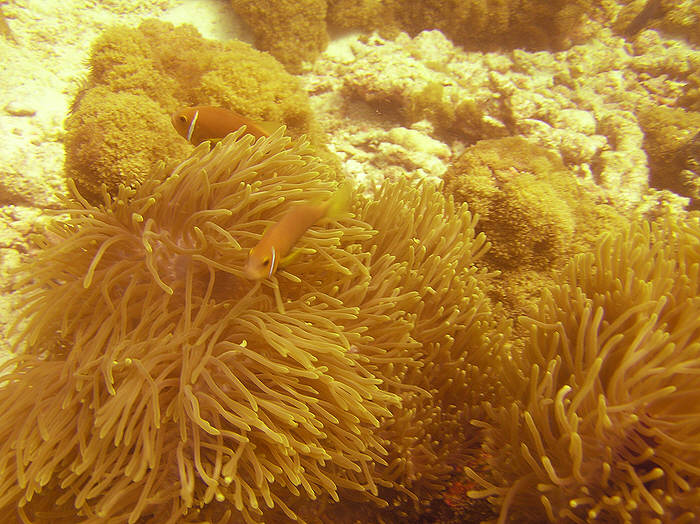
left=466, top=216, right=700, bottom=522
left=3, top=128, right=399, bottom=523
left=356, top=180, right=510, bottom=497
left=2, top=125, right=505, bottom=523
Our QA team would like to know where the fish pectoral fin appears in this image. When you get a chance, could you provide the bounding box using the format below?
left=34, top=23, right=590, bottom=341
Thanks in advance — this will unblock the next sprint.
left=278, top=249, right=302, bottom=268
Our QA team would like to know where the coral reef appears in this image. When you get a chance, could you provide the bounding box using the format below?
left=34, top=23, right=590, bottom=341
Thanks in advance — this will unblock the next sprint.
left=2, top=127, right=504, bottom=522
left=467, top=216, right=700, bottom=522
left=65, top=19, right=315, bottom=203
left=4, top=1, right=700, bottom=523
left=230, top=0, right=328, bottom=73
left=308, top=28, right=700, bottom=214
left=237, top=0, right=598, bottom=70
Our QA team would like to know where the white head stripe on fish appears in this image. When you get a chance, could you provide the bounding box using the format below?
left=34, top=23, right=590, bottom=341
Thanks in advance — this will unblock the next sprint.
left=186, top=110, right=199, bottom=142
left=268, top=245, right=276, bottom=278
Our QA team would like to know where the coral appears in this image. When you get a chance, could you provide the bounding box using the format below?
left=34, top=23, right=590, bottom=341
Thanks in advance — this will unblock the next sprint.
left=231, top=0, right=605, bottom=71
left=230, top=0, right=328, bottom=73
left=444, top=137, right=577, bottom=271
left=466, top=216, right=700, bottom=522
left=313, top=28, right=677, bottom=210
left=637, top=104, right=700, bottom=208
left=64, top=86, right=191, bottom=204
left=325, top=0, right=386, bottom=33
left=442, top=136, right=626, bottom=316
left=65, top=19, right=315, bottom=203
left=657, top=0, right=700, bottom=45
left=3, top=126, right=504, bottom=522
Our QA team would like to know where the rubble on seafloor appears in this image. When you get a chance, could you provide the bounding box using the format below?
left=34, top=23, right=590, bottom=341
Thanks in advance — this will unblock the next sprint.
left=305, top=28, right=699, bottom=214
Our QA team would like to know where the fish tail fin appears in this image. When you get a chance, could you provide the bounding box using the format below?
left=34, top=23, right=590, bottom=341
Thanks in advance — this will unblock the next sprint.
left=324, top=182, right=353, bottom=219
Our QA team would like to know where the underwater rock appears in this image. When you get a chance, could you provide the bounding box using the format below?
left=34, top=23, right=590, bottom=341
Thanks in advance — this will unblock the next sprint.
left=679, top=71, right=700, bottom=112
left=615, top=0, right=664, bottom=37
left=656, top=0, right=700, bottom=46
left=615, top=0, right=700, bottom=47
left=334, top=123, right=452, bottom=186
left=338, top=31, right=510, bottom=140
left=628, top=27, right=700, bottom=78
left=377, top=126, right=451, bottom=180
left=4, top=100, right=36, bottom=117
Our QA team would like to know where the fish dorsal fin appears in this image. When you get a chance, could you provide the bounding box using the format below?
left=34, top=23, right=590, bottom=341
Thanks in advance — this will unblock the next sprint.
left=256, top=121, right=284, bottom=136
left=323, top=183, right=352, bottom=219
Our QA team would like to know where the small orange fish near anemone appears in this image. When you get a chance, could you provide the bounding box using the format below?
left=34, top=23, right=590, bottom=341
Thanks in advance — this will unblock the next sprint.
left=171, top=106, right=281, bottom=145
left=243, top=185, right=351, bottom=280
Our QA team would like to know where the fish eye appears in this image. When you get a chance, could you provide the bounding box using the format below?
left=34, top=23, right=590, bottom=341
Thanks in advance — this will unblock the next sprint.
left=178, top=115, right=187, bottom=123
left=261, top=257, right=270, bottom=266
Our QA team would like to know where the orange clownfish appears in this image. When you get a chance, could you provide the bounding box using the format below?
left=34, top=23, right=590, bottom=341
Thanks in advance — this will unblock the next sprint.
left=171, top=106, right=280, bottom=145
left=243, top=185, right=351, bottom=280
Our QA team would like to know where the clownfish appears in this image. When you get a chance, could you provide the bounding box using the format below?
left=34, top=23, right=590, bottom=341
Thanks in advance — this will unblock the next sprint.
left=243, top=185, right=351, bottom=280
left=171, top=106, right=280, bottom=145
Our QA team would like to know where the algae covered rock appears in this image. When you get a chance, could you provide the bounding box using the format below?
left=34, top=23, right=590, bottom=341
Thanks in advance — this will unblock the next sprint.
left=65, top=19, right=316, bottom=202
